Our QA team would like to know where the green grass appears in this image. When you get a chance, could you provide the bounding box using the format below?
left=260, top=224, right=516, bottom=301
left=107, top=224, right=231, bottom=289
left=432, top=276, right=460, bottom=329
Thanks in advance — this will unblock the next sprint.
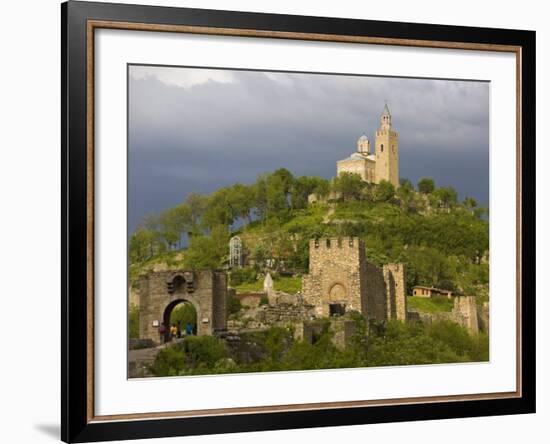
left=407, top=296, right=454, bottom=313
left=274, top=276, right=302, bottom=294
left=234, top=276, right=302, bottom=295
left=234, top=281, right=264, bottom=292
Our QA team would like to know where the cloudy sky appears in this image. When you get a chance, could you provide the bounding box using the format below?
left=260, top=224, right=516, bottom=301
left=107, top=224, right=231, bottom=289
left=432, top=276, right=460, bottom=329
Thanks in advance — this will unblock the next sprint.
left=128, top=65, right=489, bottom=234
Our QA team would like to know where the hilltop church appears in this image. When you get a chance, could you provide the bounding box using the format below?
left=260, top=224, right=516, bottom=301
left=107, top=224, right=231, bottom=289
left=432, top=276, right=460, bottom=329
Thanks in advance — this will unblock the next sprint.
left=336, top=103, right=399, bottom=188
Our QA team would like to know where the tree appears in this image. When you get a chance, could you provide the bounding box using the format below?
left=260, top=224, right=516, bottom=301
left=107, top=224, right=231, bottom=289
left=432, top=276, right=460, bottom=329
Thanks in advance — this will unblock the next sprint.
left=253, top=174, right=269, bottom=221
left=373, top=180, right=395, bottom=203
left=226, top=183, right=255, bottom=223
left=266, top=173, right=289, bottom=220
left=183, top=225, right=230, bottom=269
left=159, top=203, right=192, bottom=248
left=463, top=197, right=478, bottom=215
left=201, top=188, right=235, bottom=229
left=129, top=227, right=156, bottom=263
left=332, top=172, right=364, bottom=201
left=431, top=186, right=458, bottom=211
left=291, top=176, right=330, bottom=209
left=396, top=179, right=416, bottom=211
left=272, top=168, right=294, bottom=194
left=417, top=177, right=435, bottom=194
left=185, top=192, right=208, bottom=233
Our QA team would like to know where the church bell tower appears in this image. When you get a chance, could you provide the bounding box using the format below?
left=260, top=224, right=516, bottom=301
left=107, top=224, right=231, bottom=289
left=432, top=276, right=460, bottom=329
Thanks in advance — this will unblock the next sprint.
left=374, top=103, right=399, bottom=187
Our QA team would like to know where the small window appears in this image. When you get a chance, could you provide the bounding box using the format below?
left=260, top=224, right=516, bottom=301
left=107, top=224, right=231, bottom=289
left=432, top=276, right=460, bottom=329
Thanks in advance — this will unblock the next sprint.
left=326, top=239, right=331, bottom=248
left=381, top=144, right=384, bottom=152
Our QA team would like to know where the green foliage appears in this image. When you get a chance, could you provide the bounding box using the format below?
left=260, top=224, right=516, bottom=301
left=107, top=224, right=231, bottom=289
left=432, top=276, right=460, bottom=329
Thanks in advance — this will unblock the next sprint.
left=150, top=346, right=185, bottom=377
left=273, top=276, right=302, bottom=294
left=169, top=303, right=197, bottom=328
left=129, top=229, right=152, bottom=264
left=128, top=304, right=139, bottom=339
left=425, top=321, right=489, bottom=362
left=291, top=176, right=330, bottom=209
left=260, top=295, right=269, bottom=305
left=407, top=296, right=455, bottom=313
left=430, top=186, right=458, bottom=210
left=130, top=167, right=488, bottom=307
left=417, top=177, right=435, bottom=194
left=149, top=318, right=488, bottom=377
left=229, top=297, right=242, bottom=314
left=366, top=320, right=464, bottom=366
left=373, top=180, right=395, bottom=202
left=229, top=267, right=257, bottom=286
left=332, top=172, right=364, bottom=201
left=184, top=336, right=228, bottom=368
left=183, top=225, right=230, bottom=270
left=233, top=281, right=264, bottom=292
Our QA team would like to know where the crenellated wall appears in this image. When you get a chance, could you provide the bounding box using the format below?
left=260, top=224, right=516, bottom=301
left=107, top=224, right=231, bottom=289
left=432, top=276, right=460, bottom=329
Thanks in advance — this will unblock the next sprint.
left=302, top=237, right=406, bottom=322
left=302, top=237, right=367, bottom=317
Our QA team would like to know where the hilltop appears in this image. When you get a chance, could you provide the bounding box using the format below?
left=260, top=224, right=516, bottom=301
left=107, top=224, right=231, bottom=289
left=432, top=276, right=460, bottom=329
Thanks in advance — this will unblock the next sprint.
left=129, top=168, right=489, bottom=304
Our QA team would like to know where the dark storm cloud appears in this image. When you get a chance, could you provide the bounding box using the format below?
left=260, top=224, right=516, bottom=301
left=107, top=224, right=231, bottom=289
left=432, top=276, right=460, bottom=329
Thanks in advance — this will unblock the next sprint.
left=128, top=66, right=489, bottom=233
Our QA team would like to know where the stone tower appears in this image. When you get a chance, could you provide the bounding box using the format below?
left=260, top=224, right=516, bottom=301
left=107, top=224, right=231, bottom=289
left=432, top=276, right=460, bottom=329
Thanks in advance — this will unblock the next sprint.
left=302, top=237, right=368, bottom=318
left=302, top=237, right=407, bottom=322
left=374, top=103, right=399, bottom=188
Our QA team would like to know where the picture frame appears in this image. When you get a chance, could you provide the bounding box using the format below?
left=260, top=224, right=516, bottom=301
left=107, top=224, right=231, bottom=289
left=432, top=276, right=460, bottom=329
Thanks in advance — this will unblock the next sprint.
left=61, top=1, right=536, bottom=442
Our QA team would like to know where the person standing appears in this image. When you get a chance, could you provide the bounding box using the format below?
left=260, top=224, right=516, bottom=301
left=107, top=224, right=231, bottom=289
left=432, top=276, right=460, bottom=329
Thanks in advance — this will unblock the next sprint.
left=185, top=322, right=193, bottom=336
left=170, top=324, right=178, bottom=341
left=158, top=322, right=166, bottom=345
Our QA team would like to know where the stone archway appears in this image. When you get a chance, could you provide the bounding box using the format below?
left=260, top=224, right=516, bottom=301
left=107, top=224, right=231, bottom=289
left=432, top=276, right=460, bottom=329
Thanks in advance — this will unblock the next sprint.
left=328, top=282, right=348, bottom=317
left=135, top=269, right=229, bottom=345
left=162, top=299, right=198, bottom=341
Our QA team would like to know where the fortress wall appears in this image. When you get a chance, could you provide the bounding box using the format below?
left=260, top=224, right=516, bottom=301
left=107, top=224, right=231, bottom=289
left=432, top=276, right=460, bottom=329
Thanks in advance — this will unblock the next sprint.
left=136, top=270, right=226, bottom=344
left=408, top=296, right=482, bottom=335
left=212, top=271, right=229, bottom=332
left=302, top=237, right=365, bottom=317
left=383, top=263, right=407, bottom=321
left=365, top=262, right=387, bottom=321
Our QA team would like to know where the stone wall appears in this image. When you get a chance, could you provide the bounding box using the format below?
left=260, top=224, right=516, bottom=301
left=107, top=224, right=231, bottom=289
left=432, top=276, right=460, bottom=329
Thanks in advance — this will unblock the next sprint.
left=135, top=269, right=229, bottom=345
left=408, top=296, right=484, bottom=335
left=383, top=263, right=407, bottom=321
left=453, top=296, right=479, bottom=334
left=365, top=263, right=387, bottom=321
left=234, top=292, right=265, bottom=308
left=256, top=302, right=316, bottom=325
left=302, top=237, right=367, bottom=317
left=478, top=302, right=489, bottom=333
left=302, top=236, right=406, bottom=323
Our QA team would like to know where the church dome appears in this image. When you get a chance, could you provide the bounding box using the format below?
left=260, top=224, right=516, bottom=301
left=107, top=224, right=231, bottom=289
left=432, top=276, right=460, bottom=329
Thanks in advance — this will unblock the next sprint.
left=358, top=134, right=369, bottom=142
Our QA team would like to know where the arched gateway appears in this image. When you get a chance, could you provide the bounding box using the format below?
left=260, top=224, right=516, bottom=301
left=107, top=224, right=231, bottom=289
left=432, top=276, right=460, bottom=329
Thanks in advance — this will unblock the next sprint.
left=134, top=270, right=229, bottom=345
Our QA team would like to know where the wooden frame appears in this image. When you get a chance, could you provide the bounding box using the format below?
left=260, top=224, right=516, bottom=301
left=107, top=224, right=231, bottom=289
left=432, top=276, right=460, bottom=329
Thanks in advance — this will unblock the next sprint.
left=62, top=1, right=536, bottom=442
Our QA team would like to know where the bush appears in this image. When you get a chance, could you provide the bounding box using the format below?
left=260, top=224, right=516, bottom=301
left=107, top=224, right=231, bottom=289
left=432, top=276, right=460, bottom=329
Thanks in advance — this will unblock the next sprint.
left=150, top=346, right=185, bottom=376
left=229, top=267, right=257, bottom=286
left=184, top=336, right=228, bottom=368
left=229, top=297, right=242, bottom=314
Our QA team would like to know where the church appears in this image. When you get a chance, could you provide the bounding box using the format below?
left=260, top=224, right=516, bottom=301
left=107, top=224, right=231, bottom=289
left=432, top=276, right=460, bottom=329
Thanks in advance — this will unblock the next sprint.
left=336, top=103, right=400, bottom=188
